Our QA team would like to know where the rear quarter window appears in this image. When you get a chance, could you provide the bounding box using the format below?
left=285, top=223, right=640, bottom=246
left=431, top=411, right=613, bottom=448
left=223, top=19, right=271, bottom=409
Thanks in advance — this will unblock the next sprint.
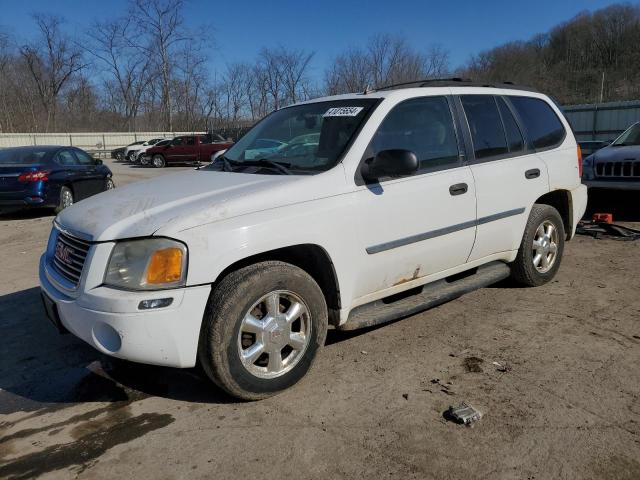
left=509, top=96, right=566, bottom=150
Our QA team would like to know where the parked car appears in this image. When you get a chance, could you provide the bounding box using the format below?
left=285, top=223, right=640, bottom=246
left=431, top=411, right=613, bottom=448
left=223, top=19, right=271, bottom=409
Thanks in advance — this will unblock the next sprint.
left=578, top=140, right=609, bottom=158
left=0, top=145, right=114, bottom=214
left=124, top=138, right=165, bottom=162
left=132, top=138, right=173, bottom=166
left=582, top=122, right=640, bottom=190
left=112, top=141, right=144, bottom=161
left=244, top=138, right=287, bottom=160
left=39, top=81, right=587, bottom=400
left=143, top=134, right=233, bottom=168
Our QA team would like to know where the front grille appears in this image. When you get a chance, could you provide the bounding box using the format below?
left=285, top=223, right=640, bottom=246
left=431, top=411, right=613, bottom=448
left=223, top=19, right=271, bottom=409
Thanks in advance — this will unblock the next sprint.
left=51, top=231, right=92, bottom=287
left=595, top=160, right=640, bottom=178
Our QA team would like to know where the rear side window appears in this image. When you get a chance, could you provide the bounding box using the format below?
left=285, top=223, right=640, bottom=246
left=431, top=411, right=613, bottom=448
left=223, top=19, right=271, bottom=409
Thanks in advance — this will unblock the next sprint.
left=496, top=97, right=524, bottom=152
left=461, top=95, right=507, bottom=159
left=509, top=96, right=565, bottom=150
left=371, top=96, right=459, bottom=171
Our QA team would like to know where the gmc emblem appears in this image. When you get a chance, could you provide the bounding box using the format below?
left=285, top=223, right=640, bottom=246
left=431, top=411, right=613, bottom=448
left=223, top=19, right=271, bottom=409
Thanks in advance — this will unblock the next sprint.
left=55, top=241, right=75, bottom=265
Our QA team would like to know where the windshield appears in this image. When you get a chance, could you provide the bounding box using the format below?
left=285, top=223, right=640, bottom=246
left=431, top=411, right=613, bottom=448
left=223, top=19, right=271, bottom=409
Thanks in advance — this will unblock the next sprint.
left=612, top=123, right=640, bottom=146
left=207, top=99, right=378, bottom=174
left=0, top=149, right=49, bottom=165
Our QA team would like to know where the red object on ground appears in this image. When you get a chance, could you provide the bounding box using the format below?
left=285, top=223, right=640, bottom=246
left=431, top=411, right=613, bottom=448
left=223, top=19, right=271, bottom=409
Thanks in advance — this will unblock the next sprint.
left=592, top=213, right=613, bottom=224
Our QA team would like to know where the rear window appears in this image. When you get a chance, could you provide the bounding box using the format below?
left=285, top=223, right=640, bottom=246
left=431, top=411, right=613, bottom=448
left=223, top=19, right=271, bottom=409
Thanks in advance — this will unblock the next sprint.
left=461, top=95, right=508, bottom=159
left=509, top=96, right=565, bottom=150
left=0, top=149, right=48, bottom=165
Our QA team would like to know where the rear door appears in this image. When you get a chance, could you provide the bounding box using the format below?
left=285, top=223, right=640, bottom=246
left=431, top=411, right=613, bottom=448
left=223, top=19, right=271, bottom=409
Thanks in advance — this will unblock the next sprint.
left=459, top=94, right=549, bottom=261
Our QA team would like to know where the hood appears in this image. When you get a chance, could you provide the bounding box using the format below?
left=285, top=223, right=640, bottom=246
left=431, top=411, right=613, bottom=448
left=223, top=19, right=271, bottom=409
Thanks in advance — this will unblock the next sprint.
left=592, top=145, right=639, bottom=162
left=56, top=169, right=305, bottom=241
left=55, top=168, right=348, bottom=241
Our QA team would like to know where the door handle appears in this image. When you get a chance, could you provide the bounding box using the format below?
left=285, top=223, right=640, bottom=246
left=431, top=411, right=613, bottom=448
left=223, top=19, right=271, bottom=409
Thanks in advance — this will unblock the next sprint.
left=525, top=168, right=540, bottom=179
left=449, top=183, right=468, bottom=196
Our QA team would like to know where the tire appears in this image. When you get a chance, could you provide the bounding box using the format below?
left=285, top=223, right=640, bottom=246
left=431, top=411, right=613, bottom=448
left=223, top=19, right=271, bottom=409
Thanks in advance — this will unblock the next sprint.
left=152, top=154, right=166, bottom=168
left=105, top=177, right=115, bottom=191
left=55, top=186, right=74, bottom=214
left=510, top=204, right=565, bottom=287
left=198, top=261, right=328, bottom=400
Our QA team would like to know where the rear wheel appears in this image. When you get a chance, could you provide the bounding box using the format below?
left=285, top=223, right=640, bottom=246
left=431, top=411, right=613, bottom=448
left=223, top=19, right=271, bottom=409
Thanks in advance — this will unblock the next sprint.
left=152, top=155, right=166, bottom=168
left=510, top=204, right=565, bottom=286
left=198, top=261, right=328, bottom=400
left=105, top=178, right=115, bottom=191
left=55, top=186, right=74, bottom=213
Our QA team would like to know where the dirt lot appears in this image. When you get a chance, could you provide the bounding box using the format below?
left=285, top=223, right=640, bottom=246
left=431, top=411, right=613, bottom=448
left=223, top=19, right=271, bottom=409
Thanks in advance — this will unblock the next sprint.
left=1, top=160, right=639, bottom=479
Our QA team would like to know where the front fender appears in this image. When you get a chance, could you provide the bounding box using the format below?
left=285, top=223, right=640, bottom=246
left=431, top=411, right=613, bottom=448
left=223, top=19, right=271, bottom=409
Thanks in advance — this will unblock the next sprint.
left=174, top=193, right=363, bottom=313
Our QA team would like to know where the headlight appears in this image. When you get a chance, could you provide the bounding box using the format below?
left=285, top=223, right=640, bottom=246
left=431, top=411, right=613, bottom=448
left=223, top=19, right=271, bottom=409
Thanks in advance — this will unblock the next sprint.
left=104, top=238, right=187, bottom=290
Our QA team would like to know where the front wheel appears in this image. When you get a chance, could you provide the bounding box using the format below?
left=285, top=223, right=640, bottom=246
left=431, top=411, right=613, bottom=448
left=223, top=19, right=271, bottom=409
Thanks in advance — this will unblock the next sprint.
left=105, top=178, right=115, bottom=191
left=510, top=204, right=565, bottom=287
left=152, top=155, right=166, bottom=168
left=198, top=261, right=328, bottom=400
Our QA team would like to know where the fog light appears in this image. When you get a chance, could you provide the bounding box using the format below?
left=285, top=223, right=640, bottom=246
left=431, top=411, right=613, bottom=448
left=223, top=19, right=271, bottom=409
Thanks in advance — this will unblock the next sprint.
left=138, top=298, right=173, bottom=310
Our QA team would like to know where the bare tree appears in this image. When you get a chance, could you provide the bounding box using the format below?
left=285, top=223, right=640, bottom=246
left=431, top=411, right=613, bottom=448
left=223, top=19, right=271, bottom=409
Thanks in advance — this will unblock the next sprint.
left=19, top=14, right=85, bottom=131
left=85, top=18, right=152, bottom=131
left=132, top=0, right=190, bottom=131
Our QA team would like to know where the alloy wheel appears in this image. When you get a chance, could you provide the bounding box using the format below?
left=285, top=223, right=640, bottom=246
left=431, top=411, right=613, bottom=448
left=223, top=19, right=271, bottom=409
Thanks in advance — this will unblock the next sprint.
left=532, top=220, right=559, bottom=273
left=237, top=290, right=311, bottom=379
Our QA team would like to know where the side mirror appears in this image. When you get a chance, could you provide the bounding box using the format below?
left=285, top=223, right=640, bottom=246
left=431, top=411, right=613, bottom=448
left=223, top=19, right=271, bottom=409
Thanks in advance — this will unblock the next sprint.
left=94, top=158, right=103, bottom=165
left=362, top=149, right=418, bottom=182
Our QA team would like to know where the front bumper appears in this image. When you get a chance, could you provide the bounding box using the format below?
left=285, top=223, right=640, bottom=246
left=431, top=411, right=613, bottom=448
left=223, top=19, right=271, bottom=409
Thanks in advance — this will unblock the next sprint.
left=39, top=252, right=211, bottom=368
left=583, top=180, right=640, bottom=191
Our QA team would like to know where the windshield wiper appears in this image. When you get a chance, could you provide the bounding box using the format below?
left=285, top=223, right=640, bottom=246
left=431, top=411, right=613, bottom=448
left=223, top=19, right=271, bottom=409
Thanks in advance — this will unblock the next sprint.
left=247, top=159, right=293, bottom=175
left=215, top=155, right=236, bottom=172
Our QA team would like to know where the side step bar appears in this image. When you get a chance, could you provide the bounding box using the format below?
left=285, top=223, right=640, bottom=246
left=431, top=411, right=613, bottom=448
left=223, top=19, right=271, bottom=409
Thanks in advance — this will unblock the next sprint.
left=338, top=261, right=511, bottom=331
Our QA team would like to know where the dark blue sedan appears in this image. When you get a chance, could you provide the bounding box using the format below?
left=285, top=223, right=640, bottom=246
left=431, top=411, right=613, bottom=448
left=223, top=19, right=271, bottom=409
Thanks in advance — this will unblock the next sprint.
left=0, top=146, right=114, bottom=213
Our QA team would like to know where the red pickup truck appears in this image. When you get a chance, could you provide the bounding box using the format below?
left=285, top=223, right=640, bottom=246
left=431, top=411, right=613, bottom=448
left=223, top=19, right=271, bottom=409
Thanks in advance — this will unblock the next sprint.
left=143, top=134, right=233, bottom=168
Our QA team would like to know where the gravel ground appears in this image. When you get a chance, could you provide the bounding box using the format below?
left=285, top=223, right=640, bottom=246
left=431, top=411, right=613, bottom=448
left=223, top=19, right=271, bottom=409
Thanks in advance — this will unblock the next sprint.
left=1, top=160, right=639, bottom=479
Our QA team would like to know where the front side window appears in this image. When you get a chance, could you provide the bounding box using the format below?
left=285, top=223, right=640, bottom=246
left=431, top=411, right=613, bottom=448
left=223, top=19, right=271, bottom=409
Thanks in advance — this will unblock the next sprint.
left=185, top=137, right=196, bottom=146
left=56, top=150, right=78, bottom=166
left=207, top=99, right=378, bottom=174
left=73, top=149, right=94, bottom=165
left=509, top=96, right=566, bottom=150
left=461, top=95, right=508, bottom=159
left=172, top=137, right=184, bottom=146
left=371, top=96, right=459, bottom=171
left=611, top=123, right=640, bottom=147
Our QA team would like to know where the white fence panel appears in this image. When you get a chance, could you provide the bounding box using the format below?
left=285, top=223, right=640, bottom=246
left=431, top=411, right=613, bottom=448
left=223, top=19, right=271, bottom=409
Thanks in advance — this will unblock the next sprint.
left=0, top=132, right=206, bottom=152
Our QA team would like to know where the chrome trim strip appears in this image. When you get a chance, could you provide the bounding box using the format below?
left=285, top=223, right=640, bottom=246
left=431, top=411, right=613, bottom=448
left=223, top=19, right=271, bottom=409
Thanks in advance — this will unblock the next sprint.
left=366, top=207, right=526, bottom=254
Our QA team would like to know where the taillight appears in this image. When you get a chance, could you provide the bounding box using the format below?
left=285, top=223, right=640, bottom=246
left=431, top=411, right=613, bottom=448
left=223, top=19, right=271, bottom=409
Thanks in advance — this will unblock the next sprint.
left=18, top=170, right=50, bottom=183
left=577, top=145, right=583, bottom=178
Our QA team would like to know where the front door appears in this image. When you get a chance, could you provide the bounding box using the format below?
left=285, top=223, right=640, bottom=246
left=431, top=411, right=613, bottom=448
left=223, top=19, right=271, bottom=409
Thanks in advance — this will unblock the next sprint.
left=352, top=95, right=477, bottom=300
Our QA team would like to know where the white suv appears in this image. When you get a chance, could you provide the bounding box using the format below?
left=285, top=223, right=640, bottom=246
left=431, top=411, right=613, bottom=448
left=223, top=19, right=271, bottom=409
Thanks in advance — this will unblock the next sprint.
left=40, top=80, right=587, bottom=400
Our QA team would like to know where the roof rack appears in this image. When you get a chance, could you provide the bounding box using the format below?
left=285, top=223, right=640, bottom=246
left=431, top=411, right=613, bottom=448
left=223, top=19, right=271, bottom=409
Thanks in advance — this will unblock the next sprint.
left=374, top=77, right=538, bottom=93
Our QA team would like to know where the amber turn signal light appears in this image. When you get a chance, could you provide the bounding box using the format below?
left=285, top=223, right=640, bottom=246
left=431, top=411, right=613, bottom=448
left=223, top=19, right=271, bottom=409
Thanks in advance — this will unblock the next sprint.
left=146, top=247, right=184, bottom=284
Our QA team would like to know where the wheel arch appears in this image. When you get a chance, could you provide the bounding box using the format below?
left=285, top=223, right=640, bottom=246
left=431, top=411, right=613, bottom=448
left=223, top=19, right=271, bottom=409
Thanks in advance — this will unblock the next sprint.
left=534, top=189, right=573, bottom=240
left=212, top=243, right=342, bottom=325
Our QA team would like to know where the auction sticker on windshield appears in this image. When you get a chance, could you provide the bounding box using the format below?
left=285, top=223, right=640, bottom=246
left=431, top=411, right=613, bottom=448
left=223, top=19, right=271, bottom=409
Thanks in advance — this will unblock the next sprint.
left=323, top=106, right=364, bottom=117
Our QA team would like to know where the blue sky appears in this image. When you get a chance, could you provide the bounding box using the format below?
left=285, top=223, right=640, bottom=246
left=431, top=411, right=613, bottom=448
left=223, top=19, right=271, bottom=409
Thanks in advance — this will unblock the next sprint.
left=0, top=0, right=625, bottom=80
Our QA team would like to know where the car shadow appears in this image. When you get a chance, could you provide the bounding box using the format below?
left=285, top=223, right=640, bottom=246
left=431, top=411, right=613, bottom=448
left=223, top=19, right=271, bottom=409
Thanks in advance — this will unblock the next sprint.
left=0, top=208, right=55, bottom=221
left=0, top=287, right=233, bottom=414
left=585, top=188, right=640, bottom=222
